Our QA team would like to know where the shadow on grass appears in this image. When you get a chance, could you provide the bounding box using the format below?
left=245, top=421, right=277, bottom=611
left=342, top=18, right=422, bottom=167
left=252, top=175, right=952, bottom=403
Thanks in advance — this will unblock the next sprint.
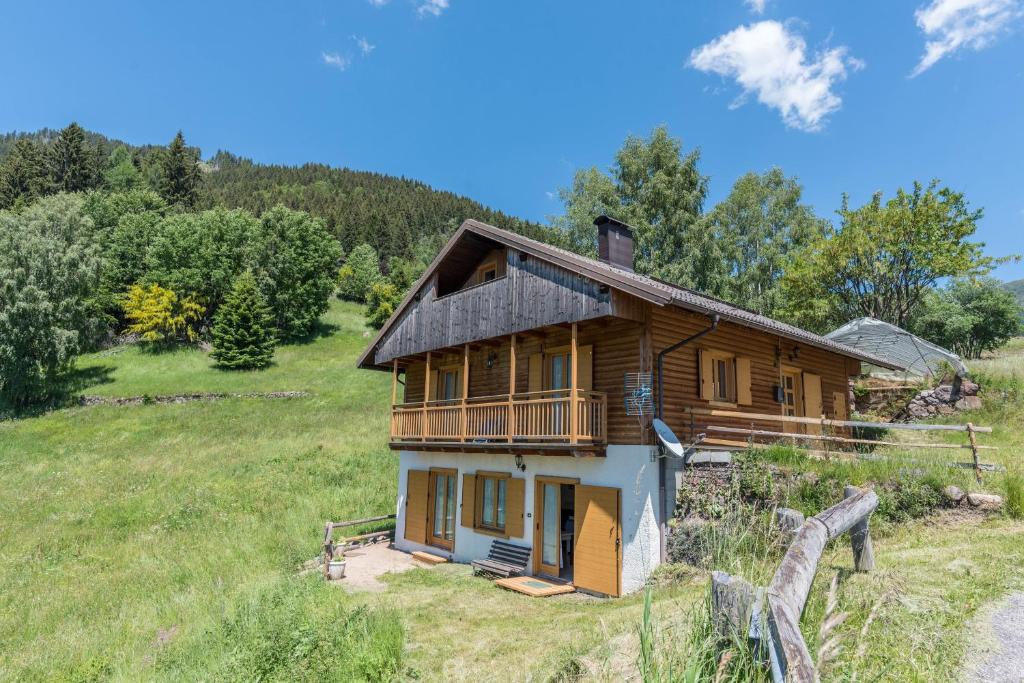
left=279, top=320, right=341, bottom=346
left=1, top=364, right=116, bottom=420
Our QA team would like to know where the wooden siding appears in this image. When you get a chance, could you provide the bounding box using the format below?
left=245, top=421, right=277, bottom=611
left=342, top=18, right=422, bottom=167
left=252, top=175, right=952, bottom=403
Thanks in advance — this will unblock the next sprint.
left=374, top=249, right=624, bottom=365
left=651, top=306, right=852, bottom=442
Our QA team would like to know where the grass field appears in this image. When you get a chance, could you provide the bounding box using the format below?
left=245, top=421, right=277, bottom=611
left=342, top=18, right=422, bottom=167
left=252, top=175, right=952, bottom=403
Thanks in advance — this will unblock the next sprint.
left=1, top=305, right=1021, bottom=681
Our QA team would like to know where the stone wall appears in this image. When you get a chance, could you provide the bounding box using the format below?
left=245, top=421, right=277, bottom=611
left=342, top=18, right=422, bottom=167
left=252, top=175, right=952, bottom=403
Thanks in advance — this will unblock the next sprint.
left=892, top=380, right=981, bottom=422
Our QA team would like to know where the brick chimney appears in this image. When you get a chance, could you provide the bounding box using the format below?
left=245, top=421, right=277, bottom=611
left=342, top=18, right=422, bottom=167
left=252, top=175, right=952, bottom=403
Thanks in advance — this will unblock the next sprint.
left=594, top=215, right=634, bottom=271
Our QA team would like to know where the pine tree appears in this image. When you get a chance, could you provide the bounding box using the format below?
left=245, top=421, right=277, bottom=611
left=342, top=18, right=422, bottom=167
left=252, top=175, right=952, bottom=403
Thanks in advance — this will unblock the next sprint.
left=157, top=131, right=201, bottom=207
left=210, top=271, right=276, bottom=370
left=49, top=122, right=96, bottom=193
left=0, top=138, right=50, bottom=208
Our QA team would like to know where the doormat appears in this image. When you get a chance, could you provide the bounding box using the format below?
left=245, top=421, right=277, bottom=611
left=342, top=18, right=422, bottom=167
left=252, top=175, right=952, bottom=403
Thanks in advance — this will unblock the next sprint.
left=494, top=575, right=575, bottom=597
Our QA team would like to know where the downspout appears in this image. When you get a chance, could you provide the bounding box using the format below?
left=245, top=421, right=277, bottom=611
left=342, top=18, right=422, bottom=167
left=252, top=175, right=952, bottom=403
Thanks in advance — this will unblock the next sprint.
left=655, top=313, right=719, bottom=562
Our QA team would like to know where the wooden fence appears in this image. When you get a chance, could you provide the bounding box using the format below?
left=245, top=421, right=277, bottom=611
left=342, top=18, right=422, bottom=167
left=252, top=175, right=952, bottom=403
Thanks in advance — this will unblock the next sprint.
left=712, top=486, right=879, bottom=683
left=685, top=406, right=996, bottom=481
left=321, top=514, right=397, bottom=576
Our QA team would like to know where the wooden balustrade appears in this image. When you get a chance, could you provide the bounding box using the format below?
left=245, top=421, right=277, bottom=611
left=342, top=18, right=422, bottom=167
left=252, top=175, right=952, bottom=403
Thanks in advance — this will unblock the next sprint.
left=390, top=390, right=607, bottom=445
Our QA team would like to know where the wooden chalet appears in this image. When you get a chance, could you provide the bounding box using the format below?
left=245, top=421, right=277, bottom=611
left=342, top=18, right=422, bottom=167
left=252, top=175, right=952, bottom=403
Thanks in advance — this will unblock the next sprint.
left=358, top=216, right=901, bottom=597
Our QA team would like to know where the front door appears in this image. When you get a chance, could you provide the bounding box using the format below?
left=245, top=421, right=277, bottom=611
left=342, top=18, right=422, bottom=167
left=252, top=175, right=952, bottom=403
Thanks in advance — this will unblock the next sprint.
left=781, top=368, right=803, bottom=434
left=427, top=469, right=456, bottom=550
left=574, top=485, right=621, bottom=597
left=537, top=481, right=562, bottom=577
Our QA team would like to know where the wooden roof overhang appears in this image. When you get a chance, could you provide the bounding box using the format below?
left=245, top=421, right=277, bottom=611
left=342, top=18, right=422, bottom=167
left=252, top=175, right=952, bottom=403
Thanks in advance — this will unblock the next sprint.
left=356, top=219, right=906, bottom=373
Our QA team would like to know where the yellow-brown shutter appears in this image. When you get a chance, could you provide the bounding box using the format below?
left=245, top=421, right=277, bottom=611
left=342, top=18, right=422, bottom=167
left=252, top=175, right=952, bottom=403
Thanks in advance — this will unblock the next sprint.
left=460, top=473, right=476, bottom=528
left=577, top=345, right=593, bottom=391
left=404, top=470, right=429, bottom=544
left=505, top=477, right=525, bottom=538
left=429, top=369, right=440, bottom=401
left=528, top=353, right=543, bottom=393
left=736, top=357, right=752, bottom=405
left=803, top=373, right=823, bottom=435
left=699, top=349, right=714, bottom=401
left=832, top=391, right=848, bottom=421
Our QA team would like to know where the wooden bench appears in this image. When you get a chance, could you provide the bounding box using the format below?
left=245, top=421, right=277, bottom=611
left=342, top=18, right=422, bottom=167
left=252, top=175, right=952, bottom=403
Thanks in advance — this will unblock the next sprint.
left=471, top=540, right=531, bottom=579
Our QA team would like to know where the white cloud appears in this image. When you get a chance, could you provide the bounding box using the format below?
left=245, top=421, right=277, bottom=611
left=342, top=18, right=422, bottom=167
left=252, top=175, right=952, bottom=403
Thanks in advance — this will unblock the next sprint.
left=368, top=0, right=389, bottom=6
left=912, top=0, right=1022, bottom=76
left=417, top=0, right=449, bottom=17
left=689, top=21, right=863, bottom=132
left=745, top=0, right=767, bottom=14
left=321, top=51, right=351, bottom=71
left=352, top=35, right=375, bottom=56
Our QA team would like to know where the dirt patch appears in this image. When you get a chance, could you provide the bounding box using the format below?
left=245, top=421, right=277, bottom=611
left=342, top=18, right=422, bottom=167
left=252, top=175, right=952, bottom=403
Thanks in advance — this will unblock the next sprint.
left=330, top=543, right=421, bottom=592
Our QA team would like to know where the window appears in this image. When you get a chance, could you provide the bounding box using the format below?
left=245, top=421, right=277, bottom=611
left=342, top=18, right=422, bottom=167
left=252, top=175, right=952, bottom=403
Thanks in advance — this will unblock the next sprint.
left=473, top=260, right=499, bottom=286
left=705, top=350, right=736, bottom=403
left=435, top=365, right=461, bottom=401
left=481, top=266, right=497, bottom=282
left=478, top=474, right=507, bottom=531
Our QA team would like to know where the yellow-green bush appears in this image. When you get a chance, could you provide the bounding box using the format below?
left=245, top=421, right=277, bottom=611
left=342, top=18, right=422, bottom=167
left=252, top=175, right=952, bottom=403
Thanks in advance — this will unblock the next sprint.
left=120, top=283, right=205, bottom=344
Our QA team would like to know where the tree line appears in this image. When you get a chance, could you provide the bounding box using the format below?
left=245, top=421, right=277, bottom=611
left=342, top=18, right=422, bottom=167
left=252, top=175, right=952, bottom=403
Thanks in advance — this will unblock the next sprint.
left=1, top=122, right=1020, bottom=411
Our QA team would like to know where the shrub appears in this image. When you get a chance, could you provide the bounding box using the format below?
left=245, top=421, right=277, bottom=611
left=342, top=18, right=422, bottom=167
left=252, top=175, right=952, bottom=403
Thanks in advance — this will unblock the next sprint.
left=337, top=243, right=381, bottom=304
left=0, top=194, right=101, bottom=409
left=210, top=271, right=276, bottom=370
left=120, top=283, right=204, bottom=345
left=366, top=280, right=401, bottom=329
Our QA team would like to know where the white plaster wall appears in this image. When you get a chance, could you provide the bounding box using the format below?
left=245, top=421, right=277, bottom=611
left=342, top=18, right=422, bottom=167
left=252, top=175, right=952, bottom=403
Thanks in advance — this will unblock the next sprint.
left=393, top=445, right=660, bottom=595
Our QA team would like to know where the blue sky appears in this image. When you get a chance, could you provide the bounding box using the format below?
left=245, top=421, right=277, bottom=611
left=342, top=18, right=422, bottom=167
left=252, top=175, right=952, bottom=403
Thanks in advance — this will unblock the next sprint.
left=2, top=0, right=1022, bottom=279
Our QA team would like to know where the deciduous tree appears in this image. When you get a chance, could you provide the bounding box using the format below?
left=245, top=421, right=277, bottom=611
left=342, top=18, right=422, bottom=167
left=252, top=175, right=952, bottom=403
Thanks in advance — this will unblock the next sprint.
left=120, top=283, right=204, bottom=345
left=912, top=278, right=1021, bottom=359
left=337, top=243, right=382, bottom=304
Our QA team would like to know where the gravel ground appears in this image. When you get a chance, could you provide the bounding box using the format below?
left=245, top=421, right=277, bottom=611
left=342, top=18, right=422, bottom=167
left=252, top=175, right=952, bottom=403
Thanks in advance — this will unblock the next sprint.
left=963, top=592, right=1024, bottom=682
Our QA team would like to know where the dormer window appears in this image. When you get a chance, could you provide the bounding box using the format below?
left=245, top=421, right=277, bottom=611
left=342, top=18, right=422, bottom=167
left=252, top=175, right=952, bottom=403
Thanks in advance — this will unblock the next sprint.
left=475, top=261, right=498, bottom=285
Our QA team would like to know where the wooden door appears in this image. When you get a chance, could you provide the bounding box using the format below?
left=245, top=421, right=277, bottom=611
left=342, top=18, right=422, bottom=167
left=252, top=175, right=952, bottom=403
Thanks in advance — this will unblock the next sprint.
left=574, top=485, right=621, bottom=597
left=803, top=373, right=823, bottom=436
left=780, top=369, right=803, bottom=434
left=536, top=481, right=561, bottom=577
left=404, top=470, right=429, bottom=544
left=427, top=469, right=457, bottom=550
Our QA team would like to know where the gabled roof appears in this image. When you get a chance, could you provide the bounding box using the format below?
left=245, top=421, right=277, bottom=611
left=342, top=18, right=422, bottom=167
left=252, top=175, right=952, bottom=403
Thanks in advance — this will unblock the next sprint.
left=825, top=317, right=967, bottom=376
left=357, top=219, right=906, bottom=371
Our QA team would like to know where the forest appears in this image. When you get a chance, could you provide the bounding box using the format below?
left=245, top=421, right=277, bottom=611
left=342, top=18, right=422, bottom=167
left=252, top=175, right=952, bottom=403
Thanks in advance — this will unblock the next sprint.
left=0, top=122, right=1020, bottom=412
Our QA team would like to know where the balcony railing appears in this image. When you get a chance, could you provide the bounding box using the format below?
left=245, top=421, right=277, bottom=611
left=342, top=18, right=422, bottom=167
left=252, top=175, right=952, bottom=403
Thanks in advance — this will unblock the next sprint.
left=390, top=389, right=608, bottom=445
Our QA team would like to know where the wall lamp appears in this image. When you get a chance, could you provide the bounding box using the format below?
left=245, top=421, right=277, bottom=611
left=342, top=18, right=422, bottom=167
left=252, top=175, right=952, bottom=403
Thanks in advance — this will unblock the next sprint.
left=485, top=351, right=496, bottom=370
left=515, top=454, right=526, bottom=472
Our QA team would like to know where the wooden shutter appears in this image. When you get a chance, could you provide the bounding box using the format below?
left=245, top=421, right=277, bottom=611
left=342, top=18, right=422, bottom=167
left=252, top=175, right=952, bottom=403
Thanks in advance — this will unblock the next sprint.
left=528, top=353, right=543, bottom=393
left=803, top=373, right=823, bottom=435
left=429, top=369, right=440, bottom=401
left=736, top=357, right=752, bottom=405
left=506, top=477, right=525, bottom=538
left=832, top=391, right=849, bottom=421
left=573, top=485, right=621, bottom=597
left=404, top=470, right=429, bottom=544
left=577, top=345, right=593, bottom=391
left=461, top=473, right=476, bottom=528
left=698, top=349, right=714, bottom=400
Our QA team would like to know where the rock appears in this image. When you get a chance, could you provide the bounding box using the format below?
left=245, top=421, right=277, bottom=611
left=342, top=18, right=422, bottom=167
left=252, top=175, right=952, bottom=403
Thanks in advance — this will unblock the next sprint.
left=936, top=405, right=955, bottom=415
left=960, top=380, right=980, bottom=396
left=966, top=493, right=1003, bottom=511
left=933, top=385, right=953, bottom=401
left=955, top=396, right=982, bottom=410
left=943, top=485, right=965, bottom=503
left=909, top=404, right=932, bottom=418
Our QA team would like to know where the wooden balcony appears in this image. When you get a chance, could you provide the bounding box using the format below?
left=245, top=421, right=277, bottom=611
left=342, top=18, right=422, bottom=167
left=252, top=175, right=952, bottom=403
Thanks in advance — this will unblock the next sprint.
left=389, top=389, right=608, bottom=455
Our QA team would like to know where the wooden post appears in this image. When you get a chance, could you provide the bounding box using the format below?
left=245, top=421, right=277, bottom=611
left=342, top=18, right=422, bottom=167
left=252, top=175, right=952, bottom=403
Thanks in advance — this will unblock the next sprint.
left=391, top=359, right=399, bottom=405
left=967, top=422, right=981, bottom=483
left=423, top=351, right=431, bottom=441
left=462, top=348, right=468, bottom=444
left=508, top=333, right=516, bottom=443
left=843, top=485, right=875, bottom=572
left=570, top=323, right=578, bottom=444
left=711, top=571, right=756, bottom=641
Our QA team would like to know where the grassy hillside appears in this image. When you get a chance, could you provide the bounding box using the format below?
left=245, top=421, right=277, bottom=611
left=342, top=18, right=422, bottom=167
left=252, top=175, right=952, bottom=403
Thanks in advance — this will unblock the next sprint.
left=0, top=300, right=402, bottom=679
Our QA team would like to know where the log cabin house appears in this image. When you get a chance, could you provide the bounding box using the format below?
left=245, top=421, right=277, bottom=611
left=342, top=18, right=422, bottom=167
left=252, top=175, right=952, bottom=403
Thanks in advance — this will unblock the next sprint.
left=357, top=216, right=901, bottom=596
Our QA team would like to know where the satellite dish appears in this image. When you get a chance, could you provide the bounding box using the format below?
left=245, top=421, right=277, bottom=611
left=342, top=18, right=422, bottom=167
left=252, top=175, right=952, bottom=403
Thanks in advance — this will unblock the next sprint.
left=652, top=418, right=685, bottom=458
